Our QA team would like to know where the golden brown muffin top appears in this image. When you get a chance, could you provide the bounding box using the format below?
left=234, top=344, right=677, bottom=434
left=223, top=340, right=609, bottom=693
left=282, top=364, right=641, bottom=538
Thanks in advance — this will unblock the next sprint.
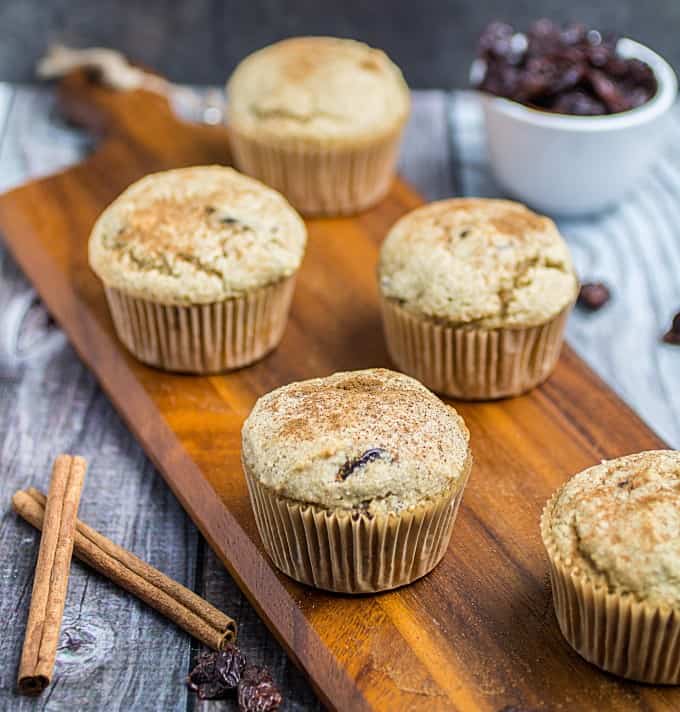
left=89, top=166, right=306, bottom=304
left=226, top=37, right=410, bottom=145
left=379, top=198, right=578, bottom=328
left=241, top=369, right=470, bottom=514
left=545, top=450, right=680, bottom=606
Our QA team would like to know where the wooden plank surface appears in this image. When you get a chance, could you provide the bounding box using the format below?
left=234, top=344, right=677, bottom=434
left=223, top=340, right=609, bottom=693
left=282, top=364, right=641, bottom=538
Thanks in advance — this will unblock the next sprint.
left=0, top=75, right=676, bottom=709
left=0, top=83, right=320, bottom=712
left=2, top=72, right=680, bottom=712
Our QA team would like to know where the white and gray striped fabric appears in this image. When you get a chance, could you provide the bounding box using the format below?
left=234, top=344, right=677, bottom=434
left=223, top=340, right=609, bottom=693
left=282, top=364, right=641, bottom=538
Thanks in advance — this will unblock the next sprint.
left=0, top=86, right=679, bottom=447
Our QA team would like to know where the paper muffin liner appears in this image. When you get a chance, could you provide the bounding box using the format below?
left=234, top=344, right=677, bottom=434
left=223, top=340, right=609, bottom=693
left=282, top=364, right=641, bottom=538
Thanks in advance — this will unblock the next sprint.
left=228, top=126, right=405, bottom=217
left=243, top=453, right=472, bottom=594
left=103, top=276, right=296, bottom=373
left=380, top=295, right=572, bottom=400
left=541, top=492, right=680, bottom=683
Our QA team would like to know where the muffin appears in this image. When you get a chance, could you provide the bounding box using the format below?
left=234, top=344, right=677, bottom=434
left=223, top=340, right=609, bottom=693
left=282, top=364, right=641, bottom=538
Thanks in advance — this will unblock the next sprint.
left=541, top=450, right=680, bottom=683
left=378, top=198, right=578, bottom=399
left=89, top=166, right=307, bottom=373
left=226, top=37, right=410, bottom=216
left=89, top=166, right=306, bottom=373
left=241, top=368, right=472, bottom=593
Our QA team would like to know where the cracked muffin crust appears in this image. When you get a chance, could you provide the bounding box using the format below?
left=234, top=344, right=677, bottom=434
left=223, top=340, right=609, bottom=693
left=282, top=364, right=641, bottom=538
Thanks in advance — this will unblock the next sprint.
left=544, top=450, right=680, bottom=606
left=378, top=198, right=576, bottom=399
left=89, top=166, right=306, bottom=305
left=89, top=166, right=305, bottom=372
left=541, top=450, right=680, bottom=683
left=379, top=198, right=578, bottom=328
left=242, top=368, right=472, bottom=592
left=241, top=368, right=470, bottom=515
left=226, top=37, right=409, bottom=146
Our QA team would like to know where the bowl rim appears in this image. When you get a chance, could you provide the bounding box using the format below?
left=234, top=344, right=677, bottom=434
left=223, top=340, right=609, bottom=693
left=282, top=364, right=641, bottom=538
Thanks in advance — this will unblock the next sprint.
left=476, top=38, right=678, bottom=131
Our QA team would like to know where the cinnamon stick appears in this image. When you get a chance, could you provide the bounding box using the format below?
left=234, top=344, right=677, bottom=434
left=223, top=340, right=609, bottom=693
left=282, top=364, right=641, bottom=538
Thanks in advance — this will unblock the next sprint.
left=13, top=486, right=236, bottom=657
left=17, top=455, right=87, bottom=695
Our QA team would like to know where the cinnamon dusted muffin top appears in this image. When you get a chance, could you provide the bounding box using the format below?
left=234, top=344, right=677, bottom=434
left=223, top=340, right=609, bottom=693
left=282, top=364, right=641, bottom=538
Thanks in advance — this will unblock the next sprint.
left=545, top=450, right=680, bottom=607
left=241, top=369, right=470, bottom=514
left=226, top=37, right=410, bottom=145
left=379, top=198, right=578, bottom=328
left=88, top=166, right=306, bottom=304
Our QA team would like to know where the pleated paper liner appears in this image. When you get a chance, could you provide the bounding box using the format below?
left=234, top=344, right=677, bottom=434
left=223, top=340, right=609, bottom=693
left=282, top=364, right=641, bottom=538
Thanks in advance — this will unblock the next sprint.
left=541, top=493, right=680, bottom=684
left=380, top=296, right=572, bottom=400
left=104, top=276, right=296, bottom=374
left=243, top=453, right=472, bottom=594
left=228, top=125, right=405, bottom=217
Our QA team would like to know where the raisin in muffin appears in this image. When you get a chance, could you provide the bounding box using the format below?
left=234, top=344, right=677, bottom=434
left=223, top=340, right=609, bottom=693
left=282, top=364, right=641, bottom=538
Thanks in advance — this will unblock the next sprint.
left=89, top=166, right=306, bottom=373
left=378, top=198, right=578, bottom=399
left=541, top=450, right=680, bottom=683
left=226, top=37, right=410, bottom=216
left=241, top=368, right=472, bottom=593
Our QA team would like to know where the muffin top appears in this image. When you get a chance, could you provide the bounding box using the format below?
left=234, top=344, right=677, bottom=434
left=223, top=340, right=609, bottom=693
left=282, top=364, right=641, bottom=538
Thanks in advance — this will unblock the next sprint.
left=89, top=166, right=306, bottom=304
left=241, top=368, right=470, bottom=514
left=545, top=450, right=680, bottom=607
left=226, top=37, right=410, bottom=145
left=379, top=198, right=578, bottom=328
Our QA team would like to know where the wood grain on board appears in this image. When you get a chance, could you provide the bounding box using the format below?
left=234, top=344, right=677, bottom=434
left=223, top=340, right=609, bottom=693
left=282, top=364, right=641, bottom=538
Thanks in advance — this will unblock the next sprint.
left=0, top=82, right=324, bottom=712
left=0, top=71, right=678, bottom=711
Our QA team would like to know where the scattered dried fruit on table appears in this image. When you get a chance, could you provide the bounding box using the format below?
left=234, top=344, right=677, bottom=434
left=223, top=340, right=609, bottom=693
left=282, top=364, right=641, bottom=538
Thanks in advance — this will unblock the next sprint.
left=238, top=665, right=283, bottom=712
left=577, top=282, right=611, bottom=311
left=187, top=645, right=246, bottom=700
left=474, top=19, right=657, bottom=115
left=662, top=312, right=680, bottom=345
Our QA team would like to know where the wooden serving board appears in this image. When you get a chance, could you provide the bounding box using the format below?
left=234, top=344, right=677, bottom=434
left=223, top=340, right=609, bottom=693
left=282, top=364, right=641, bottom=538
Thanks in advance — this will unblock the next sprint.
left=0, top=71, right=678, bottom=712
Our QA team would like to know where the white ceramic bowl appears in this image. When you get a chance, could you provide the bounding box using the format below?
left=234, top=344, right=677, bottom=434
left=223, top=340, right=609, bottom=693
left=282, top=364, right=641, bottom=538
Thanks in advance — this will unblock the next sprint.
left=478, top=39, right=678, bottom=216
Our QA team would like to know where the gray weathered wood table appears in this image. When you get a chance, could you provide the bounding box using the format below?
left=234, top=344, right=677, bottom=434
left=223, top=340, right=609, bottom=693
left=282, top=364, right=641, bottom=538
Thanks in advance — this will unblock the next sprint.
left=1, top=85, right=679, bottom=711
